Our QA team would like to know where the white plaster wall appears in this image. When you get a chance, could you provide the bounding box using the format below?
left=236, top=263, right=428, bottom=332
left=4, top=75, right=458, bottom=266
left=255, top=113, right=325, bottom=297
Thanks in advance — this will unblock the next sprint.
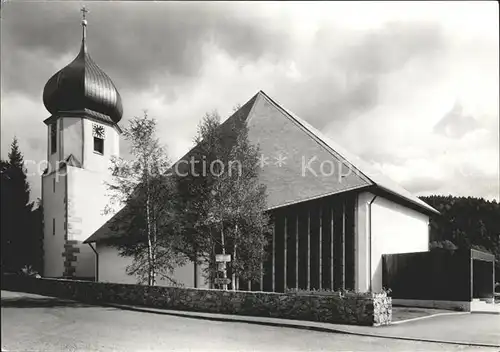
left=47, top=117, right=119, bottom=173
left=370, top=195, right=429, bottom=292
left=42, top=172, right=66, bottom=277
left=355, top=192, right=375, bottom=292
left=47, top=119, right=62, bottom=173
left=61, top=117, right=84, bottom=164
left=66, top=165, right=116, bottom=278
left=96, top=244, right=207, bottom=288
left=66, top=166, right=114, bottom=242
left=43, top=115, right=120, bottom=279
left=97, top=244, right=138, bottom=284
left=74, top=243, right=95, bottom=278
left=82, top=119, right=120, bottom=173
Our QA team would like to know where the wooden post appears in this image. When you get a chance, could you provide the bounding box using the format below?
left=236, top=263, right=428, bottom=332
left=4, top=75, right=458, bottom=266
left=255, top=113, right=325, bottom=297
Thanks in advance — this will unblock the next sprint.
left=319, top=204, right=323, bottom=290
left=341, top=200, right=346, bottom=290
left=295, top=212, right=299, bottom=289
left=284, top=214, right=287, bottom=292
left=493, top=259, right=496, bottom=301
left=232, top=232, right=237, bottom=291
left=272, top=221, right=276, bottom=292
left=470, top=256, right=474, bottom=301
left=307, top=208, right=311, bottom=290
left=194, top=261, right=198, bottom=288
left=221, top=228, right=228, bottom=291
left=330, top=205, right=334, bottom=291
left=260, top=259, right=263, bottom=292
left=258, top=238, right=264, bottom=292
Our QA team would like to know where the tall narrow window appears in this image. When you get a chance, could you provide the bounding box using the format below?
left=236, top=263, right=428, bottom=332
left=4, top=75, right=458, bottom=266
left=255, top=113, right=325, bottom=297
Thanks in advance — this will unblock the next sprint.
left=52, top=218, right=55, bottom=236
left=53, top=179, right=56, bottom=193
left=50, top=123, right=57, bottom=154
left=92, top=124, right=105, bottom=154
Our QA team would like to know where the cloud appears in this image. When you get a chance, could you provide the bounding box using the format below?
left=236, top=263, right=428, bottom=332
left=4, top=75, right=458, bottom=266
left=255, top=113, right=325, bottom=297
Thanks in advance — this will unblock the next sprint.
left=334, top=22, right=445, bottom=75
left=257, top=21, right=448, bottom=130
left=1, top=1, right=498, bottom=202
left=1, top=2, right=295, bottom=99
left=1, top=93, right=48, bottom=201
left=434, top=102, right=481, bottom=139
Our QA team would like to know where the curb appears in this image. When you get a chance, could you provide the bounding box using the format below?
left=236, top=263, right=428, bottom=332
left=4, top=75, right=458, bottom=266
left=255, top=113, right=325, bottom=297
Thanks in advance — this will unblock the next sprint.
left=390, top=311, right=470, bottom=325
left=471, top=310, right=500, bottom=315
left=104, top=303, right=500, bottom=348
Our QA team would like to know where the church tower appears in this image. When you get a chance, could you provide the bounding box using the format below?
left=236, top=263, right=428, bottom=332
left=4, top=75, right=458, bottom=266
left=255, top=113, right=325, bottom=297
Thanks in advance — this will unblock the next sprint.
left=41, top=8, right=123, bottom=279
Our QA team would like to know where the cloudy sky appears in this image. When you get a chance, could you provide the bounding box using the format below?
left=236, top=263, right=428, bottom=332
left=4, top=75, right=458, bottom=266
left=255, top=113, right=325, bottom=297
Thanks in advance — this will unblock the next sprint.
left=1, top=1, right=499, bottom=202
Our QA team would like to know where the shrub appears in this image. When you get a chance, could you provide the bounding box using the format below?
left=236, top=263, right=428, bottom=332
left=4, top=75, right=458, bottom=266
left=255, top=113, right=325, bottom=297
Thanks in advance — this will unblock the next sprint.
left=430, top=240, right=458, bottom=251
left=285, top=287, right=390, bottom=298
left=20, top=265, right=40, bottom=278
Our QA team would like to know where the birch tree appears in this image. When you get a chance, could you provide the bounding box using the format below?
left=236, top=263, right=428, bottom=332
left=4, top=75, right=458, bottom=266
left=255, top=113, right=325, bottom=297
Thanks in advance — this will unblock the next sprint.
left=175, top=109, right=270, bottom=288
left=105, top=112, right=184, bottom=286
left=206, top=123, right=270, bottom=289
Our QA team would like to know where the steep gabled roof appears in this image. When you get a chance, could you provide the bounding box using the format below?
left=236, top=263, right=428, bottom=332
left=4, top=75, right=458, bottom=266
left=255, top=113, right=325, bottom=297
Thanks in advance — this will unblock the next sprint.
left=85, top=90, right=437, bottom=243
left=256, top=91, right=439, bottom=215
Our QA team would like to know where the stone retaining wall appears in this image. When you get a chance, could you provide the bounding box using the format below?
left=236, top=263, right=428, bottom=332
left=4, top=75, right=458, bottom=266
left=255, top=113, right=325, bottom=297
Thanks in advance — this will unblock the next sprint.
left=2, top=275, right=391, bottom=326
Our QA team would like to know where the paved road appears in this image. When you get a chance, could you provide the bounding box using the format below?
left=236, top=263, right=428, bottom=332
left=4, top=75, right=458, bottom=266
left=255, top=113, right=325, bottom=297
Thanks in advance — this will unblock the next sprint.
left=1, top=291, right=496, bottom=352
left=337, top=312, right=500, bottom=346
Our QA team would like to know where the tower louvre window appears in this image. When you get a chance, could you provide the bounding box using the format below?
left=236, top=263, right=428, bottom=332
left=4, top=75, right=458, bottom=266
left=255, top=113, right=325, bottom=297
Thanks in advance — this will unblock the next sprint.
left=93, top=137, right=104, bottom=154
left=50, top=123, right=57, bottom=154
left=52, top=218, right=55, bottom=236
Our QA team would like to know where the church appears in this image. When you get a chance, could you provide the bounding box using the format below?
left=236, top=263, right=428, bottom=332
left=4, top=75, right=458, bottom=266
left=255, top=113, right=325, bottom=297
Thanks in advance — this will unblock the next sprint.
left=42, top=11, right=439, bottom=293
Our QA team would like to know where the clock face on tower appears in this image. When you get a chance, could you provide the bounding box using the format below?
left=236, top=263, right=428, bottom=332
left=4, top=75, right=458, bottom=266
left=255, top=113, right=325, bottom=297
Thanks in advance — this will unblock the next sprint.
left=92, top=124, right=105, bottom=139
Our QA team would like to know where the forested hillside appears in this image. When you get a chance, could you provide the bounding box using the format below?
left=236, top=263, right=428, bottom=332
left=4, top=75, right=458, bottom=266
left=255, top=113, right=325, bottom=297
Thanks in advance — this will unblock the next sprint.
left=420, top=195, right=500, bottom=281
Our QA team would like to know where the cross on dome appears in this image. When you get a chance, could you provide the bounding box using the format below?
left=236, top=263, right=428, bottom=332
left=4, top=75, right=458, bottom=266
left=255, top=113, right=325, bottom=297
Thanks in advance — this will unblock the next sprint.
left=81, top=5, right=89, bottom=22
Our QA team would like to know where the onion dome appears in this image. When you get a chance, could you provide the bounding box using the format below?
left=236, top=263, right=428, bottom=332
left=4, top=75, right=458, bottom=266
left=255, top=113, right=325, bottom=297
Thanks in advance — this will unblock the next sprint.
left=43, top=9, right=123, bottom=124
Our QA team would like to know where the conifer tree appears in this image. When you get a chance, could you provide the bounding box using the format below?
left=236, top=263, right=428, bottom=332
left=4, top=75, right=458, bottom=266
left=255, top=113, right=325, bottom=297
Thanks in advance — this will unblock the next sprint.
left=0, top=138, right=34, bottom=273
